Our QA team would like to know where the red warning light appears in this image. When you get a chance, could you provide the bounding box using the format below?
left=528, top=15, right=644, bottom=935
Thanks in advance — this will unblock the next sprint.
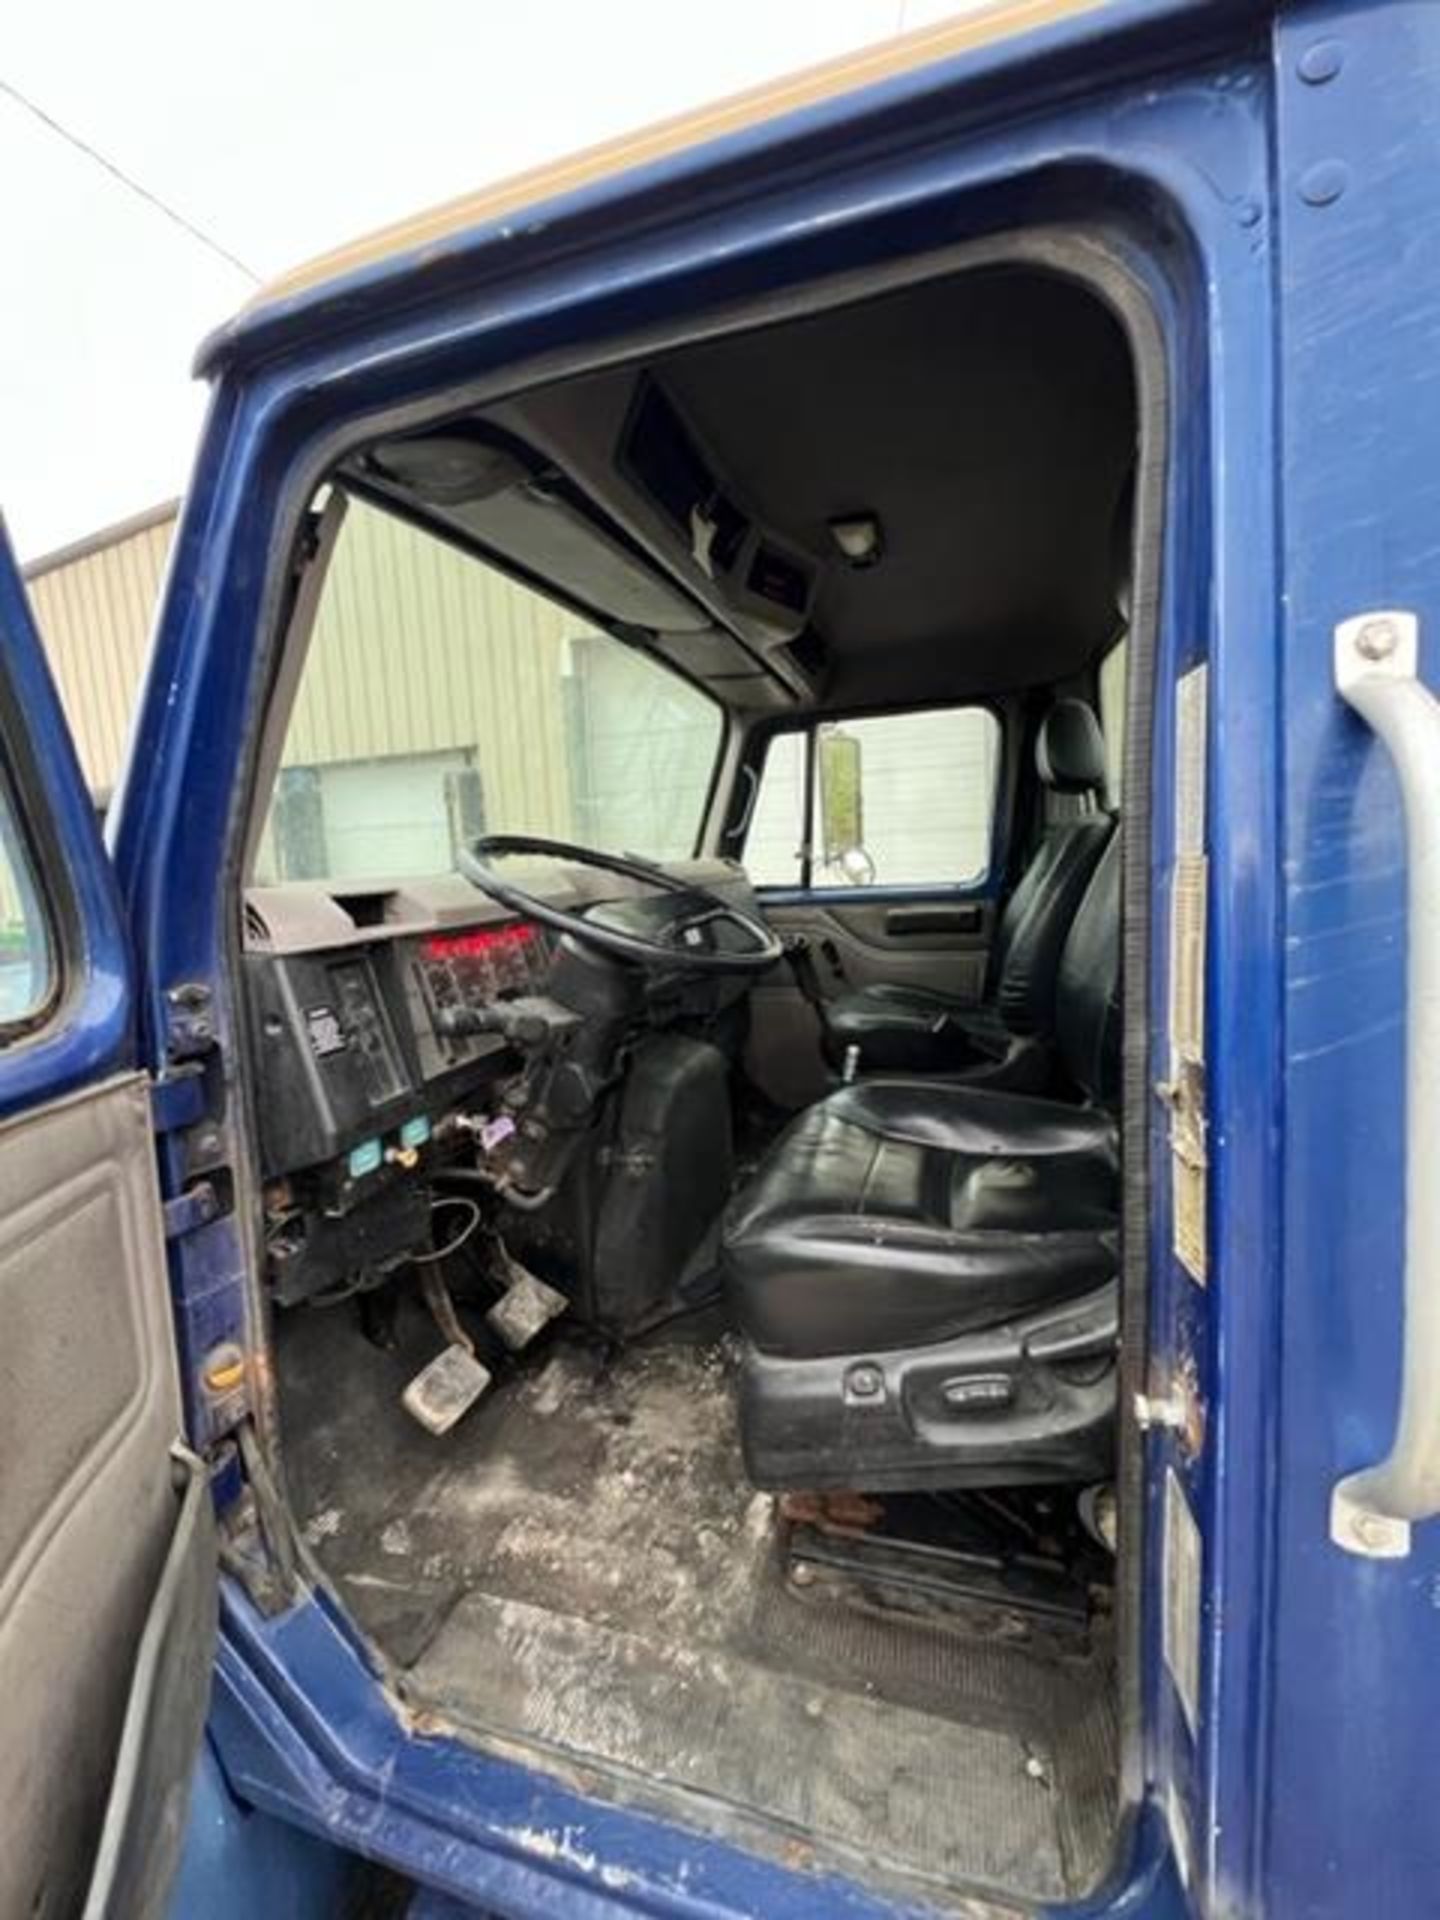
left=422, top=922, right=538, bottom=962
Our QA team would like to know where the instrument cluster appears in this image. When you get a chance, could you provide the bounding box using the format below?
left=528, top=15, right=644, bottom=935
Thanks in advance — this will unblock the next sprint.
left=407, top=922, right=552, bottom=1076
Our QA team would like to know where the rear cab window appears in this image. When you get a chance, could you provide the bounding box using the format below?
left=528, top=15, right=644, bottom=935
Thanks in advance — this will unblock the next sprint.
left=744, top=705, right=1001, bottom=891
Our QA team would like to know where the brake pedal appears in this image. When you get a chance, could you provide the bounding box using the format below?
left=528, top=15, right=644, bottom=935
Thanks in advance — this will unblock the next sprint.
left=402, top=1343, right=492, bottom=1435
left=486, top=1264, right=568, bottom=1351
left=420, top=1265, right=473, bottom=1354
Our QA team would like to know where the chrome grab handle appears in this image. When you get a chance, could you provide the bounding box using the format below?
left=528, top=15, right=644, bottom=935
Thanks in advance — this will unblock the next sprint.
left=1330, top=612, right=1440, bottom=1558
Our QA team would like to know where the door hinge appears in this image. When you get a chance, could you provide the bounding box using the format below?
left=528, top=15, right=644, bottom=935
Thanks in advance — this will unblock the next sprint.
left=150, top=1062, right=206, bottom=1135
left=162, top=1179, right=221, bottom=1241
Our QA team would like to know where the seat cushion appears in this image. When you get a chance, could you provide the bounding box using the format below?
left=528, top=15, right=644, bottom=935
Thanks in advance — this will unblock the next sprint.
left=723, top=1078, right=1118, bottom=1358
left=822, top=984, right=1011, bottom=1073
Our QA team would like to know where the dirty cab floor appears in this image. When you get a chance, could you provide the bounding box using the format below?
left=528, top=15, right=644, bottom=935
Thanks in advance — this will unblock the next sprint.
left=277, top=1308, right=1118, bottom=1910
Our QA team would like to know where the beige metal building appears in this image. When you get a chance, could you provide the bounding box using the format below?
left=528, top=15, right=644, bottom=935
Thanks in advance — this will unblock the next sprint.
left=25, top=504, right=178, bottom=808
left=23, top=494, right=1001, bottom=893
left=23, top=496, right=723, bottom=879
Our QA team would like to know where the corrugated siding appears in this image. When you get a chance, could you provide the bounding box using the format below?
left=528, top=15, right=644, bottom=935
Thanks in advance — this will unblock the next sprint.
left=566, top=633, right=723, bottom=857
left=284, top=501, right=577, bottom=838
left=26, top=512, right=176, bottom=797
left=23, top=495, right=996, bottom=896
left=23, top=499, right=581, bottom=834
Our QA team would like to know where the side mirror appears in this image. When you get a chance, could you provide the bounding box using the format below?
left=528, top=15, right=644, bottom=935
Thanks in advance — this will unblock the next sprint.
left=817, top=725, right=864, bottom=864
left=835, top=844, right=876, bottom=887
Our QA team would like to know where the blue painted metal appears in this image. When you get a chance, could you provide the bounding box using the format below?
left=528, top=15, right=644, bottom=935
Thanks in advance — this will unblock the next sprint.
left=109, top=6, right=1278, bottom=1912
left=1042, top=1808, right=1189, bottom=1920
left=0, top=531, right=134, bottom=1113
left=214, top=1573, right=1197, bottom=1920
left=210, top=1583, right=944, bottom=1920
left=150, top=1063, right=208, bottom=1134
left=407, top=1895, right=492, bottom=1920
left=194, top=0, right=1259, bottom=381
left=162, top=1178, right=223, bottom=1241
left=1259, top=3, right=1440, bottom=1912
left=168, top=1734, right=365, bottom=1918
left=89, top=0, right=1437, bottom=1913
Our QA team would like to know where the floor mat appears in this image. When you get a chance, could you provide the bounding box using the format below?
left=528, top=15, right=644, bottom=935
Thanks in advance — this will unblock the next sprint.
left=278, top=1308, right=1118, bottom=1909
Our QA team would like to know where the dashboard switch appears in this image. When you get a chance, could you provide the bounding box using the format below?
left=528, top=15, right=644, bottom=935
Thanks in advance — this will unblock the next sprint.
left=347, top=1138, right=383, bottom=1179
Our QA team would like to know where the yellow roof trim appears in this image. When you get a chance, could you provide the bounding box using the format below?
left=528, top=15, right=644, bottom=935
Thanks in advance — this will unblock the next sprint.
left=250, top=0, right=1106, bottom=314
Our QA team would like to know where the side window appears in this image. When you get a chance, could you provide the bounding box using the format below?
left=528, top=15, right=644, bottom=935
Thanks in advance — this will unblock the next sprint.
left=743, top=706, right=1000, bottom=890
left=0, top=781, right=55, bottom=1028
left=1099, top=637, right=1127, bottom=805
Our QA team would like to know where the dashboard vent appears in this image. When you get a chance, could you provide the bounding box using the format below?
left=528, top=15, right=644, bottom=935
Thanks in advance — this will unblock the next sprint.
left=332, top=891, right=397, bottom=929
left=243, top=900, right=274, bottom=950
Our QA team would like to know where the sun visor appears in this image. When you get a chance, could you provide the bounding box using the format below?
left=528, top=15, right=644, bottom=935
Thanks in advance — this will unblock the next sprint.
left=449, top=482, right=712, bottom=632
left=360, top=430, right=711, bottom=633
left=655, top=624, right=818, bottom=705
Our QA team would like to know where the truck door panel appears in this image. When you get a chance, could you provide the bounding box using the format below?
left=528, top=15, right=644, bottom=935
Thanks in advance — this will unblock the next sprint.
left=0, top=530, right=215, bottom=1920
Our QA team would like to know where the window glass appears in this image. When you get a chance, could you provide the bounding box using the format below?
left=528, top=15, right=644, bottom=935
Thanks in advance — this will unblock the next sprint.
left=0, top=783, right=55, bottom=1027
left=744, top=706, right=1000, bottom=890
left=741, top=731, right=806, bottom=887
left=255, top=497, right=723, bottom=884
left=1099, top=637, right=1127, bottom=805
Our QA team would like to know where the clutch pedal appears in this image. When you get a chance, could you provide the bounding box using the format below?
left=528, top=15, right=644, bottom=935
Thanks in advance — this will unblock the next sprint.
left=406, top=1265, right=491, bottom=1433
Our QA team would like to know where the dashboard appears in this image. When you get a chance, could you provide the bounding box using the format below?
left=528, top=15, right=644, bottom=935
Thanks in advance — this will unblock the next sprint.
left=406, top=922, right=550, bottom=1079
left=244, top=880, right=562, bottom=1303
left=242, top=862, right=756, bottom=1305
left=247, top=912, right=551, bottom=1183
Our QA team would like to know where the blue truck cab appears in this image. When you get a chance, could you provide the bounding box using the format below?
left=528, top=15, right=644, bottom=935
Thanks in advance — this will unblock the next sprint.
left=3, top=3, right=1439, bottom=1915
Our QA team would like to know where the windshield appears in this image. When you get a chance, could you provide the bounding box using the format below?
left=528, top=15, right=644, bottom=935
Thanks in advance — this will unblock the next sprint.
left=253, top=495, right=722, bottom=885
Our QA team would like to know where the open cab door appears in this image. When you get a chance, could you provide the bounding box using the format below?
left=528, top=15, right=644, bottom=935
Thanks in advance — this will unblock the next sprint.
left=0, top=522, right=216, bottom=1919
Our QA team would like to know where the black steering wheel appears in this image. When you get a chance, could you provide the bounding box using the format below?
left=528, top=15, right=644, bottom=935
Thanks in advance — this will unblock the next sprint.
left=457, top=834, right=784, bottom=976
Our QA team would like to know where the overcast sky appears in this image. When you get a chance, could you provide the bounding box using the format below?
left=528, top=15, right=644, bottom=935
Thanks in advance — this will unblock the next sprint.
left=0, top=0, right=988, bottom=563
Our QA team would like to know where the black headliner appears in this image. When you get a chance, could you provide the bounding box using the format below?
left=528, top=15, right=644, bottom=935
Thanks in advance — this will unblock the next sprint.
left=651, top=269, right=1135, bottom=703
left=355, top=265, right=1137, bottom=712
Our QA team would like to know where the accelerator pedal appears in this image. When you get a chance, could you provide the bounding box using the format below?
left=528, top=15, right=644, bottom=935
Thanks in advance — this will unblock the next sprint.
left=402, top=1343, right=492, bottom=1435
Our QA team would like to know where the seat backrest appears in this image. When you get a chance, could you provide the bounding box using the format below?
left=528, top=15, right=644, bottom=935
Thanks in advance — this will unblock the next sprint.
left=990, top=701, right=1112, bottom=1035
left=1055, top=830, right=1122, bottom=1104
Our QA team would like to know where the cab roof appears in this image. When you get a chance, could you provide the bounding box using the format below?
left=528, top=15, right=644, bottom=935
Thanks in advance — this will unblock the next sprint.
left=195, top=0, right=1173, bottom=374
left=249, top=4, right=1102, bottom=309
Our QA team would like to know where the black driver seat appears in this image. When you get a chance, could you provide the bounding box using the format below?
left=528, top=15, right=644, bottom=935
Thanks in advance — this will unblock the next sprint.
left=723, top=834, right=1120, bottom=1492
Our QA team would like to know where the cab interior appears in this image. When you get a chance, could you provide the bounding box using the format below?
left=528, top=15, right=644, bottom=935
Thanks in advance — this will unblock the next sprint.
left=246, top=256, right=1145, bottom=1912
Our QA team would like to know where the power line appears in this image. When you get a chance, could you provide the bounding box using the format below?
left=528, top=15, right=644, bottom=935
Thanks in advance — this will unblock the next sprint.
left=0, top=75, right=259, bottom=283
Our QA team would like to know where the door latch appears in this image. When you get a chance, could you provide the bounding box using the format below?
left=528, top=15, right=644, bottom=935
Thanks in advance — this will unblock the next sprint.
left=1134, top=1360, right=1205, bottom=1458
left=1134, top=1391, right=1188, bottom=1433
left=164, top=980, right=218, bottom=1061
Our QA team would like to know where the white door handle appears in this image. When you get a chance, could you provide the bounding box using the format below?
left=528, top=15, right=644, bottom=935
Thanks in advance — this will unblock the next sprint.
left=1330, top=612, right=1440, bottom=1558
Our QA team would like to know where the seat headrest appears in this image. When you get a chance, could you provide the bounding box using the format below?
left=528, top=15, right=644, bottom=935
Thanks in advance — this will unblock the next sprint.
left=1036, top=700, right=1106, bottom=794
